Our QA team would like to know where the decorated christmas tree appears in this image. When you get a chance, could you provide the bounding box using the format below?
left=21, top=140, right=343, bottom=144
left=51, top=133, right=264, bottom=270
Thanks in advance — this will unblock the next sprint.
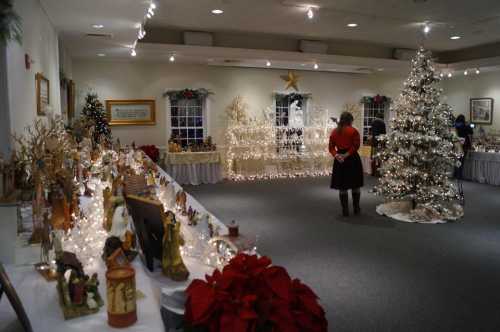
left=374, top=47, right=463, bottom=223
left=81, top=93, right=112, bottom=147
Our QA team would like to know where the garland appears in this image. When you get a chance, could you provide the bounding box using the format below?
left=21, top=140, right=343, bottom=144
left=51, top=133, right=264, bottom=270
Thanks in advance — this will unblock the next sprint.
left=361, top=95, right=392, bottom=105
left=275, top=92, right=311, bottom=108
left=164, top=88, right=212, bottom=101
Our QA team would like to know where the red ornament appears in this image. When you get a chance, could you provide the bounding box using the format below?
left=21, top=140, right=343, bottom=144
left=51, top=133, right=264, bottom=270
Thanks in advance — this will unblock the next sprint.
left=373, top=94, right=383, bottom=104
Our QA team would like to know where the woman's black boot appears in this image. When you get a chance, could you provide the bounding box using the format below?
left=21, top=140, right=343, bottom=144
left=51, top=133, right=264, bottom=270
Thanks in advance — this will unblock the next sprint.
left=352, top=191, right=361, bottom=215
left=340, top=192, right=349, bottom=217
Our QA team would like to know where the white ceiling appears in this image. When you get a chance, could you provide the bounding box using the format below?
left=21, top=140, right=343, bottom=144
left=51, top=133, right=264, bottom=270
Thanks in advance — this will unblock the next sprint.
left=40, top=0, right=500, bottom=72
left=149, top=0, right=500, bottom=51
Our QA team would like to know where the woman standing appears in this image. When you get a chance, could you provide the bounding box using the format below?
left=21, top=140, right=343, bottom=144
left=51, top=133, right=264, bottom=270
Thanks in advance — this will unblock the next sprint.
left=329, top=112, right=364, bottom=216
left=454, top=114, right=473, bottom=179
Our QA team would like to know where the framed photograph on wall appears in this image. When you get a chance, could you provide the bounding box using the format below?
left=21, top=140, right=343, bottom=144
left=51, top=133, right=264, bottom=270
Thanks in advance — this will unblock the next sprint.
left=106, top=99, right=156, bottom=126
left=470, top=98, right=494, bottom=125
left=35, top=73, right=50, bottom=116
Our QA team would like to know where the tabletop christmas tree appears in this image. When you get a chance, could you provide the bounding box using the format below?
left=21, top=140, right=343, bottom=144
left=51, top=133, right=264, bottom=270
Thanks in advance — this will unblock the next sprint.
left=374, top=47, right=463, bottom=223
left=82, top=93, right=112, bottom=147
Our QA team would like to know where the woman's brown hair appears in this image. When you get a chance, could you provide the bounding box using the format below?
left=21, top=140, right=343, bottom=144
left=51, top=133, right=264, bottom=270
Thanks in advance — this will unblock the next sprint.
left=337, top=111, right=354, bottom=133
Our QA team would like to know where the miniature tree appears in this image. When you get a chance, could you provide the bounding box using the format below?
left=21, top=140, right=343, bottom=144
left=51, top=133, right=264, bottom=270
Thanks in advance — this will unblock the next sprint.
left=81, top=93, right=112, bottom=147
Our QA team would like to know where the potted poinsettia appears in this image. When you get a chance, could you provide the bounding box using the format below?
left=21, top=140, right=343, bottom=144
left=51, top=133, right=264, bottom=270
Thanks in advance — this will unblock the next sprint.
left=185, top=254, right=327, bottom=332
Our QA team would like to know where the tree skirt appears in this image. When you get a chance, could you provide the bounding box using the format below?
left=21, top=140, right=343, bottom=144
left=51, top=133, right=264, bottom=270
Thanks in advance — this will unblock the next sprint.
left=376, top=201, right=464, bottom=224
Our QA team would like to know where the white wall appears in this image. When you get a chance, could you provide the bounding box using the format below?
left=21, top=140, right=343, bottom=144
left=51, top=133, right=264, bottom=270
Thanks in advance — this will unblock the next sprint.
left=443, top=71, right=500, bottom=133
left=72, top=59, right=402, bottom=147
left=7, top=0, right=61, bottom=137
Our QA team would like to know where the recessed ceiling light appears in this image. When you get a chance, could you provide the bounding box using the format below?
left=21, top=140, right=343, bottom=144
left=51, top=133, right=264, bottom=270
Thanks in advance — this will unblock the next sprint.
left=314, top=63, right=319, bottom=70
left=92, top=24, right=104, bottom=29
left=450, top=35, right=461, bottom=40
left=347, top=23, right=358, bottom=28
left=423, top=24, right=431, bottom=34
left=377, top=68, right=384, bottom=71
left=211, top=9, right=224, bottom=15
left=266, top=61, right=271, bottom=67
left=307, top=7, right=314, bottom=19
left=97, top=53, right=106, bottom=57
left=169, top=55, right=175, bottom=62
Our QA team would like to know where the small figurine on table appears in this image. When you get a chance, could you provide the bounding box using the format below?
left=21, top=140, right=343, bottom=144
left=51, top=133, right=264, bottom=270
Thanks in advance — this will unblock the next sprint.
left=162, top=211, right=189, bottom=281
left=176, top=190, right=187, bottom=215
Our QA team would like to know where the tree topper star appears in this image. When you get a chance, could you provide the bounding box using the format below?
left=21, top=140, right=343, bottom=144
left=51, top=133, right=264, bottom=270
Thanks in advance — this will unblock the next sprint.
left=281, top=71, right=300, bottom=91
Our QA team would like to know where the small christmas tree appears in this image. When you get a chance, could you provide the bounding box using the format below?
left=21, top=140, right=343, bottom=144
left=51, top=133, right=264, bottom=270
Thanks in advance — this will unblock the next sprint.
left=374, top=47, right=463, bottom=222
left=82, top=93, right=112, bottom=147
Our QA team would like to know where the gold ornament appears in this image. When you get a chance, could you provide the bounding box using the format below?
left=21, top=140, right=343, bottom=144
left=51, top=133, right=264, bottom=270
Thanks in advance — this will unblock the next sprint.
left=281, top=71, right=300, bottom=91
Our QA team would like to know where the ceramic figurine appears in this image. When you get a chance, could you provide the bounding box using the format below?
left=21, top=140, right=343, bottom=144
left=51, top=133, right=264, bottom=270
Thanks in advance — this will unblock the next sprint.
left=176, top=190, right=187, bottom=215
left=187, top=206, right=198, bottom=226
left=161, top=211, right=189, bottom=281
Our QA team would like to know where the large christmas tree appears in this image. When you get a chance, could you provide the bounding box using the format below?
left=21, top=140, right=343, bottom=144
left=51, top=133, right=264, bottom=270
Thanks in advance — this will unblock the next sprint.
left=82, top=93, right=112, bottom=147
left=374, top=47, right=463, bottom=223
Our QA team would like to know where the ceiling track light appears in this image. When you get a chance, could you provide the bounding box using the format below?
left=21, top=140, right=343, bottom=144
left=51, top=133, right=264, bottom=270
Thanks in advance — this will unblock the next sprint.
left=447, top=72, right=452, bottom=78
left=266, top=61, right=271, bottom=67
left=150, top=2, right=156, bottom=10
left=464, top=70, right=468, bottom=75
left=131, top=49, right=136, bottom=57
left=307, top=7, right=314, bottom=19
left=476, top=68, right=480, bottom=74
left=423, top=23, right=431, bottom=35
left=169, top=55, right=175, bottom=62
left=314, top=63, right=319, bottom=70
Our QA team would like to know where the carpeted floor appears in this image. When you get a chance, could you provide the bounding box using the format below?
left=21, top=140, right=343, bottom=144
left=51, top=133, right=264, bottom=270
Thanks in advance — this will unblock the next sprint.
left=185, top=176, right=500, bottom=332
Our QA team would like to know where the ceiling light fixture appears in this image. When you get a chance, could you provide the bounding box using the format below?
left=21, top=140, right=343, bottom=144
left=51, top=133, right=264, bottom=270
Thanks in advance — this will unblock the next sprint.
left=92, top=24, right=104, bottom=29
left=131, top=49, right=136, bottom=57
left=266, top=61, right=271, bottom=67
left=450, top=35, right=461, bottom=40
left=169, top=55, right=175, bottom=62
left=423, top=23, right=431, bottom=35
left=97, top=53, right=106, bottom=57
left=447, top=72, right=452, bottom=78
left=212, top=9, right=224, bottom=15
left=347, top=23, right=358, bottom=28
left=314, top=63, right=319, bottom=70
left=464, top=70, right=468, bottom=75
left=150, top=2, right=156, bottom=10
left=476, top=68, right=480, bottom=74
left=307, top=7, right=314, bottom=19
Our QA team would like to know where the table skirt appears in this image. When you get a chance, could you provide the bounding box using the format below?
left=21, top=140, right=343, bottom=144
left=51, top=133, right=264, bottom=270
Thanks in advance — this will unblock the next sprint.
left=462, top=151, right=500, bottom=186
left=166, top=163, right=222, bottom=185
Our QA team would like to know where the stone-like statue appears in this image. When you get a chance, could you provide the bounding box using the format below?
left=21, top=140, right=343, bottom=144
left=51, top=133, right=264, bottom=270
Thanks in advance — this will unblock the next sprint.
left=162, top=211, right=189, bottom=281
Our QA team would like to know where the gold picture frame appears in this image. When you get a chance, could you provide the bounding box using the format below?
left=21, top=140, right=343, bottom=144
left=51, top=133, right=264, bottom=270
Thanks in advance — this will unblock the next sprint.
left=106, top=99, right=156, bottom=126
left=35, top=73, right=50, bottom=116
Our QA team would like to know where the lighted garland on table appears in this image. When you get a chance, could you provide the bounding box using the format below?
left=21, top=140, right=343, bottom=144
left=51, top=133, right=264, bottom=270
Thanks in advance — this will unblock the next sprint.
left=373, top=47, right=463, bottom=223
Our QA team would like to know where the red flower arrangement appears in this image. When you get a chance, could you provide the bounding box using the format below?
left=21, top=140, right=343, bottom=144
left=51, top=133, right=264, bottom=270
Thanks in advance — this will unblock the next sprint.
left=185, top=254, right=327, bottom=332
left=139, top=145, right=160, bottom=162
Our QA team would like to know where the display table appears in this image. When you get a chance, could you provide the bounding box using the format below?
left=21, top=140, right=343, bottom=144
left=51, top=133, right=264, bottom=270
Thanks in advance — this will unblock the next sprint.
left=463, top=151, right=500, bottom=186
left=359, top=145, right=372, bottom=175
left=0, top=164, right=228, bottom=332
left=166, top=151, right=222, bottom=185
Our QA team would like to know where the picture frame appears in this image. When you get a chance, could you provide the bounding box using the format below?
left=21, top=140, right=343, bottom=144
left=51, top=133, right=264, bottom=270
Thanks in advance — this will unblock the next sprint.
left=35, top=73, right=50, bottom=116
left=470, top=98, right=494, bottom=125
left=106, top=99, right=156, bottom=126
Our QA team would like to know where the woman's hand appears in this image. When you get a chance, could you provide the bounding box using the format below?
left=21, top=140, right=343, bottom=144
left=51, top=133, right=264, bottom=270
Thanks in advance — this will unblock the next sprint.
left=335, top=154, right=345, bottom=163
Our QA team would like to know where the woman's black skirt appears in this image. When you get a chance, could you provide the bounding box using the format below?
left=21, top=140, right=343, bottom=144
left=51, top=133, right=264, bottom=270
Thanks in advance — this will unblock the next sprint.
left=330, top=150, right=364, bottom=190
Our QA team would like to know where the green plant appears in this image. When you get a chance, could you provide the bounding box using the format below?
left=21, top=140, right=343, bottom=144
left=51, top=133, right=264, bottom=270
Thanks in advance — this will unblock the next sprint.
left=0, top=0, right=22, bottom=45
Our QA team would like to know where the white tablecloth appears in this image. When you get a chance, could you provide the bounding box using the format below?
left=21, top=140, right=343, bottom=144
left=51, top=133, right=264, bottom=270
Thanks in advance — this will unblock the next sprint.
left=463, top=151, right=500, bottom=186
left=166, top=163, right=222, bottom=186
left=0, top=164, right=228, bottom=332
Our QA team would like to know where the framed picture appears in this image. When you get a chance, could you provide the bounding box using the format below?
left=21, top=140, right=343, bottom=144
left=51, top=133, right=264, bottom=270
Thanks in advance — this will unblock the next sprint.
left=470, top=98, right=494, bottom=125
left=106, top=99, right=156, bottom=126
left=35, top=73, right=50, bottom=116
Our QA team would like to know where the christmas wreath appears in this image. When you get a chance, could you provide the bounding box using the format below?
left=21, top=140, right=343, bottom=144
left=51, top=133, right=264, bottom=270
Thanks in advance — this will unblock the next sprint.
left=185, top=253, right=327, bottom=332
left=361, top=95, right=392, bottom=105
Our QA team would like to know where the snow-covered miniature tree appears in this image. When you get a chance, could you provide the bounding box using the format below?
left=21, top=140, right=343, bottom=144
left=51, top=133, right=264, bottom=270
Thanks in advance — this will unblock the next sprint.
left=374, top=47, right=463, bottom=222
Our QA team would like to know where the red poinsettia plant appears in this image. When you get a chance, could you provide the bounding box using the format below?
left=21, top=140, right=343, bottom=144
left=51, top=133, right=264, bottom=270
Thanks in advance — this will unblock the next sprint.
left=185, top=254, right=327, bottom=332
left=139, top=145, right=160, bottom=162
